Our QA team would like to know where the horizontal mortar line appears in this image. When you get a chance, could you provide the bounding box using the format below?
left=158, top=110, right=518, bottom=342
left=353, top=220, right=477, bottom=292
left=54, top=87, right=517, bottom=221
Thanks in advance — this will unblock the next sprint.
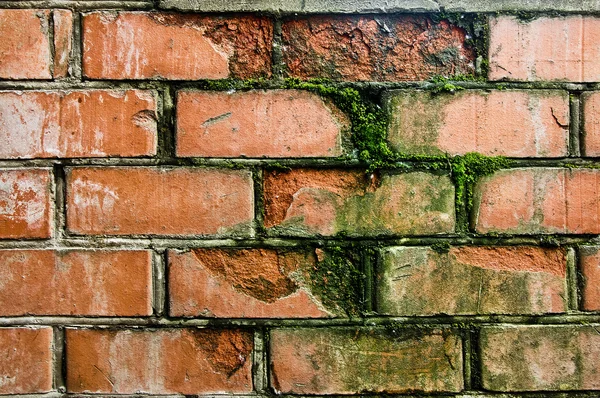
left=3, top=80, right=600, bottom=92
left=0, top=315, right=599, bottom=327
left=1, top=235, right=599, bottom=250
left=4, top=158, right=600, bottom=170
left=0, top=1, right=153, bottom=10
left=10, top=393, right=600, bottom=398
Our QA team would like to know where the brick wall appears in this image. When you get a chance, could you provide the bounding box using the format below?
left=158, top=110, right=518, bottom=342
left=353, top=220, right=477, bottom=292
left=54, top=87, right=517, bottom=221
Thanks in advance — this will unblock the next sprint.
left=1, top=0, right=600, bottom=396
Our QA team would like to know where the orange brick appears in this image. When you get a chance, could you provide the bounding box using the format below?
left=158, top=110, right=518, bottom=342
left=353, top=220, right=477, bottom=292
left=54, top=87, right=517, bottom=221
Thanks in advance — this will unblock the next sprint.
left=270, top=328, right=463, bottom=394
left=0, top=169, right=52, bottom=239
left=66, top=167, right=254, bottom=236
left=481, top=326, right=600, bottom=391
left=0, top=10, right=51, bottom=79
left=53, top=10, right=74, bottom=78
left=473, top=168, right=600, bottom=234
left=0, top=90, right=157, bottom=159
left=66, top=328, right=253, bottom=394
left=83, top=12, right=272, bottom=80
left=169, top=248, right=337, bottom=318
left=387, top=90, right=569, bottom=157
left=176, top=90, right=348, bottom=157
left=0, top=250, right=152, bottom=316
left=264, top=169, right=455, bottom=236
left=489, top=16, right=600, bottom=82
left=579, top=246, right=600, bottom=311
left=582, top=92, right=600, bottom=156
left=282, top=15, right=475, bottom=81
left=0, top=327, right=53, bottom=394
left=378, top=246, right=567, bottom=316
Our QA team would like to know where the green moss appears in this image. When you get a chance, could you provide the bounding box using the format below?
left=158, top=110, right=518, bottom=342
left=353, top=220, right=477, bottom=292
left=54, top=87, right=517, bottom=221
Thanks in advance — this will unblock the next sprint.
left=195, top=77, right=270, bottom=91
left=308, top=246, right=364, bottom=317
left=450, top=152, right=512, bottom=218
left=429, top=75, right=466, bottom=94
left=431, top=241, right=451, bottom=253
left=285, top=78, right=397, bottom=171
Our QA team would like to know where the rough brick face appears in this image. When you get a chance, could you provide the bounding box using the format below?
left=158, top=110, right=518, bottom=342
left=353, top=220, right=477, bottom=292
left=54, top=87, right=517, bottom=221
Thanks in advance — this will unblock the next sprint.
left=378, top=246, right=567, bottom=316
left=473, top=168, right=600, bottom=234
left=579, top=246, right=600, bottom=311
left=169, top=248, right=344, bottom=318
left=387, top=90, right=570, bottom=157
left=489, top=16, right=600, bottom=82
left=0, top=169, right=52, bottom=239
left=282, top=15, right=475, bottom=81
left=264, top=169, right=455, bottom=236
left=0, top=90, right=157, bottom=159
left=83, top=12, right=272, bottom=80
left=53, top=10, right=74, bottom=78
left=0, top=250, right=152, bottom=316
left=270, top=328, right=463, bottom=394
left=0, top=328, right=53, bottom=394
left=66, top=328, right=253, bottom=394
left=480, top=326, right=600, bottom=391
left=176, top=90, right=348, bottom=158
left=66, top=167, right=254, bottom=236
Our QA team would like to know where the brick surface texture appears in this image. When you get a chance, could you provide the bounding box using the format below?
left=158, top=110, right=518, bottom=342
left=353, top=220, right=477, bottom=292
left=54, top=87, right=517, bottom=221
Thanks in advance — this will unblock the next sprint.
left=1, top=2, right=599, bottom=397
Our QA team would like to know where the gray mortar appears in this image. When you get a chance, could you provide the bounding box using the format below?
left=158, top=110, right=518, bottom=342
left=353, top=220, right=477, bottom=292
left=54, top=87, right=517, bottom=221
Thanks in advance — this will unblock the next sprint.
left=159, top=0, right=600, bottom=13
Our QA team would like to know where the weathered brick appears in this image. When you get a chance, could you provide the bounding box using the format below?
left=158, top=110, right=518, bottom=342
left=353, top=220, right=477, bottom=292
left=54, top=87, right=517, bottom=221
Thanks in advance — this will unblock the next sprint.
left=66, top=167, right=253, bottom=236
left=83, top=12, right=272, bottom=80
left=579, top=246, right=600, bottom=311
left=0, top=327, right=53, bottom=394
left=0, top=169, right=52, bottom=239
left=0, top=10, right=51, bottom=79
left=66, top=328, right=253, bottom=394
left=489, top=16, right=600, bottom=82
left=264, top=169, right=455, bottom=236
left=480, top=326, right=600, bottom=391
left=0, top=90, right=157, bottom=159
left=582, top=92, right=600, bottom=156
left=0, top=250, right=152, bottom=316
left=168, top=248, right=350, bottom=318
left=176, top=90, right=348, bottom=158
left=473, top=168, right=600, bottom=234
left=53, top=10, right=74, bottom=78
left=387, top=90, right=569, bottom=157
left=378, top=246, right=567, bottom=316
left=282, top=15, right=475, bottom=81
left=270, top=328, right=463, bottom=394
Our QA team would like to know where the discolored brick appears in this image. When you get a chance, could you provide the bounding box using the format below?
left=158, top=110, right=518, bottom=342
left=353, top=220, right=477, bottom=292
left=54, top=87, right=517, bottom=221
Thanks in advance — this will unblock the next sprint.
left=282, top=15, right=475, bottom=81
left=579, top=246, right=600, bottom=311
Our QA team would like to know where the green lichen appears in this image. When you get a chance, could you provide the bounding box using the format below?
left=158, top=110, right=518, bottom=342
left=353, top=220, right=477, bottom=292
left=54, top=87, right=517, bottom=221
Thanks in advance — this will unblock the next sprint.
left=308, top=246, right=364, bottom=318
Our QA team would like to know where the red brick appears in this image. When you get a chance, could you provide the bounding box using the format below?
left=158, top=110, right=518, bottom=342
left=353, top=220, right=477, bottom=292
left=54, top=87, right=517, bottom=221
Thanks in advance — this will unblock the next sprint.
left=66, top=328, right=253, bottom=394
left=387, top=90, right=569, bottom=157
left=0, top=10, right=51, bottom=79
left=66, top=167, right=253, bottom=236
left=282, top=15, right=475, bottom=81
left=176, top=90, right=348, bottom=158
left=53, top=10, right=74, bottom=78
left=270, top=328, right=463, bottom=394
left=0, top=250, right=152, bottom=316
left=473, top=168, right=600, bottom=234
left=0, top=327, right=53, bottom=394
left=579, top=246, right=600, bottom=311
left=264, top=169, right=455, bottom=236
left=582, top=92, right=600, bottom=156
left=0, top=169, right=52, bottom=239
left=378, top=246, right=567, bottom=316
left=480, top=326, right=600, bottom=391
left=489, top=16, right=600, bottom=82
left=0, top=90, right=157, bottom=159
left=169, top=248, right=341, bottom=318
left=83, top=12, right=272, bottom=80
